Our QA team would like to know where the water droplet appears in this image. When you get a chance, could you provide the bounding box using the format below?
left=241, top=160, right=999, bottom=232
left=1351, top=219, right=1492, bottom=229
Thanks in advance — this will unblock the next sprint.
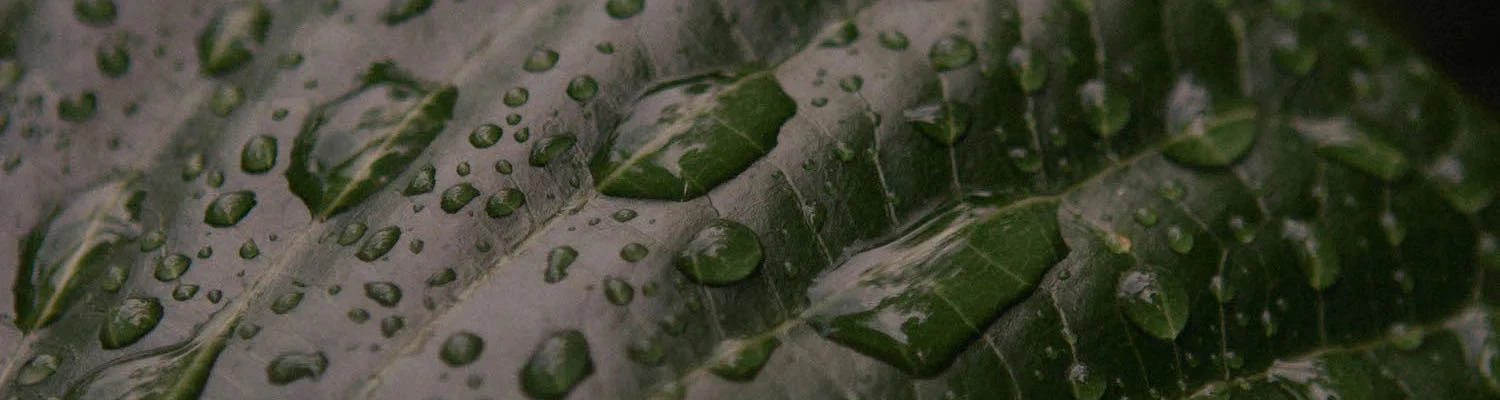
left=1271, top=32, right=1318, bottom=76
left=833, top=141, right=856, bottom=162
left=1163, top=108, right=1256, bottom=167
left=1158, top=180, right=1185, bottom=201
left=1479, top=233, right=1499, bottom=270
left=15, top=354, right=58, bottom=385
left=1067, top=363, right=1105, bottom=400
left=211, top=85, right=245, bottom=116
left=838, top=75, right=863, bottom=92
left=469, top=124, right=503, bottom=148
left=74, top=0, right=117, bottom=25
left=1379, top=211, right=1405, bottom=246
left=1295, top=118, right=1410, bottom=181
left=58, top=91, right=97, bottom=122
left=427, top=268, right=457, bottom=286
left=521, top=330, right=594, bottom=399
left=485, top=188, right=526, bottom=218
left=380, top=0, right=434, bottom=24
left=545, top=246, right=579, bottom=283
left=1007, top=46, right=1047, bottom=92
left=266, top=352, right=328, bottom=385
left=153, top=254, right=192, bottom=282
left=818, top=21, right=859, bottom=48
left=140, top=230, right=166, bottom=251
left=504, top=87, right=530, bottom=107
left=507, top=113, right=523, bottom=125
left=197, top=1, right=271, bottom=75
left=595, top=42, right=615, bottom=54
left=1210, top=275, right=1235, bottom=303
left=171, top=284, right=199, bottom=301
left=878, top=30, right=909, bottom=50
left=1166, top=225, right=1195, bottom=254
left=356, top=226, right=401, bottom=262
left=493, top=160, right=515, bottom=176
left=96, top=41, right=130, bottom=78
left=611, top=209, right=638, bottom=222
left=1388, top=324, right=1423, bottom=350
left=403, top=164, right=436, bottom=196
left=603, top=278, right=634, bottom=306
left=675, top=219, right=762, bottom=285
left=567, top=75, right=599, bottom=102
left=270, top=291, right=304, bottom=314
left=1116, top=266, right=1189, bottom=340
left=906, top=102, right=972, bottom=146
left=1079, top=80, right=1130, bottom=138
left=101, top=265, right=129, bottom=292
left=347, top=308, right=370, bottom=323
left=1008, top=147, right=1042, bottom=173
left=440, top=332, right=486, bottom=366
left=1228, top=215, right=1257, bottom=244
left=379, top=315, right=406, bottom=337
left=530, top=135, right=576, bottom=167
left=1101, top=231, right=1132, bottom=254
left=603, top=0, right=644, bottom=19
left=1133, top=208, right=1158, bottom=227
left=338, top=222, right=368, bottom=246
left=237, top=135, right=279, bottom=174
left=523, top=49, right=560, bottom=73
left=100, top=297, right=163, bottom=349
left=618, top=243, right=649, bottom=262
left=929, top=35, right=977, bottom=72
left=709, top=337, right=780, bottom=381
left=364, top=282, right=402, bottom=307
left=1282, top=220, right=1340, bottom=290
left=207, top=289, right=222, bottom=303
left=440, top=183, right=480, bottom=213
left=626, top=337, right=665, bottom=366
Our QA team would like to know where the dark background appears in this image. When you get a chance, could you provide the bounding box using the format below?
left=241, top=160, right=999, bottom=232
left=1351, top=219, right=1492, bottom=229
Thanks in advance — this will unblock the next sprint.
left=1357, top=0, right=1500, bottom=114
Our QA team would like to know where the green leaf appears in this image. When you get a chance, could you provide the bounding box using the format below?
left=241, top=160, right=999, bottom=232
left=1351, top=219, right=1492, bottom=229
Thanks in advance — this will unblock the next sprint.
left=3, top=0, right=1500, bottom=399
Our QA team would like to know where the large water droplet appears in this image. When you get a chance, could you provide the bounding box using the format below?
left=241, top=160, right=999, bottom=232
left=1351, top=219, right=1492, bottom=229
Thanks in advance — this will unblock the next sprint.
left=469, top=124, right=503, bottom=149
left=1067, top=362, right=1105, bottom=400
left=604, top=0, right=644, bottom=19
left=266, top=352, right=328, bottom=385
left=905, top=102, right=972, bottom=146
left=529, top=135, right=577, bottom=167
left=1293, top=118, right=1410, bottom=181
left=521, top=330, right=593, bottom=400
left=590, top=72, right=795, bottom=200
left=440, top=331, right=486, bottom=366
left=504, top=87, right=530, bottom=107
left=567, top=75, right=599, bottom=102
left=1116, top=266, right=1189, bottom=340
left=818, top=21, right=859, bottom=47
left=1282, top=220, right=1340, bottom=290
left=485, top=188, right=526, bottom=218
left=523, top=49, right=560, bottom=73
left=440, top=183, right=480, bottom=213
left=153, top=254, right=192, bottom=282
left=363, top=282, right=402, bottom=307
left=1080, top=80, right=1130, bottom=138
left=545, top=246, right=579, bottom=283
left=603, top=278, right=634, bottom=306
left=240, top=135, right=278, bottom=174
left=675, top=219, right=762, bottom=285
left=619, top=243, right=649, bottom=262
left=1163, top=107, right=1256, bottom=168
left=356, top=226, right=401, bottom=262
left=709, top=336, right=780, bottom=381
left=270, top=291, right=304, bottom=314
left=100, top=297, right=163, bottom=349
left=929, top=35, right=977, bottom=72
left=1166, top=225, right=1195, bottom=254
left=1007, top=46, right=1047, bottom=92
left=337, top=222, right=368, bottom=246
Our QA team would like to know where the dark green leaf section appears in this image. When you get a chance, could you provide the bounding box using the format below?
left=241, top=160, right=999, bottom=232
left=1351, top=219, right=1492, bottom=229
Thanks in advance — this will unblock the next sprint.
left=805, top=197, right=1065, bottom=376
left=286, top=66, right=458, bottom=220
left=12, top=180, right=140, bottom=332
left=590, top=72, right=796, bottom=200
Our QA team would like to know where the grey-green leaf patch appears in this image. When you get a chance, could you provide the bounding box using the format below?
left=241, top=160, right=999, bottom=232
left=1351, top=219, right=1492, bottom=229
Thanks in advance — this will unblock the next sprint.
left=1293, top=117, right=1411, bottom=181
left=286, top=63, right=458, bottom=220
left=590, top=72, right=795, bottom=200
left=805, top=198, right=1066, bottom=376
left=1163, top=107, right=1256, bottom=168
left=13, top=181, right=142, bottom=331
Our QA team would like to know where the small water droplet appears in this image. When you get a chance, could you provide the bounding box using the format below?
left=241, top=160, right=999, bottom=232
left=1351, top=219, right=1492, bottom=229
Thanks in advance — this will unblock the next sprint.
left=1166, top=225, right=1195, bottom=254
left=1271, top=32, right=1318, bottom=76
left=1282, top=220, right=1340, bottom=290
left=838, top=75, right=863, bottom=92
left=338, top=222, right=369, bottom=246
left=818, top=21, right=859, bottom=48
left=1158, top=180, right=1184, bottom=201
left=619, top=243, right=649, bottom=262
left=381, top=0, right=434, bottom=24
left=211, top=85, right=245, bottom=116
left=906, top=102, right=972, bottom=146
left=484, top=188, right=526, bottom=218
left=603, top=278, right=634, bottom=306
left=100, top=297, right=163, bottom=349
left=356, top=226, right=401, bottom=262
left=240, top=135, right=278, bottom=174
left=567, top=75, right=599, bottom=102
left=877, top=30, right=909, bottom=50
left=171, top=284, right=199, bottom=301
left=1007, top=46, right=1047, bottom=92
left=1133, top=208, right=1158, bottom=227
left=153, top=254, right=192, bottom=282
left=381, top=316, right=405, bottom=337
left=626, top=337, right=665, bottom=366
left=529, top=135, right=576, bottom=167
left=363, top=282, right=402, bottom=307
left=611, top=209, right=638, bottom=222
left=427, top=268, right=457, bottom=286
left=504, top=87, right=530, bottom=107
left=139, top=230, right=166, bottom=251
left=441, top=183, right=480, bottom=213
left=1067, top=363, right=1105, bottom=400
left=1079, top=80, right=1130, bottom=138
left=347, top=308, right=370, bottom=323
left=1008, top=147, right=1042, bottom=173
left=403, top=164, right=436, bottom=196
left=1101, top=231, right=1132, bottom=254
left=1228, top=215, right=1257, bottom=244
left=709, top=337, right=779, bottom=381
left=1379, top=211, right=1405, bottom=246
left=101, top=265, right=129, bottom=292
left=270, top=291, right=304, bottom=314
left=603, top=0, right=644, bottom=19
left=96, top=41, right=130, bottom=78
left=74, top=0, right=117, bottom=25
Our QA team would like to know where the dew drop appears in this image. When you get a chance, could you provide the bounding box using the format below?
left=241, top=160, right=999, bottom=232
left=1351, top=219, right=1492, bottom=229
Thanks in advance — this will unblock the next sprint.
left=1166, top=225, right=1195, bottom=254
left=545, top=246, right=579, bottom=283
left=356, top=226, right=401, bottom=262
left=709, top=337, right=780, bottom=381
left=521, top=330, right=593, bottom=399
left=100, top=297, right=163, bottom=349
left=440, top=183, right=480, bottom=213
left=504, top=87, right=530, bottom=107
left=403, top=164, right=436, bottom=196
left=529, top=135, right=576, bottom=167
left=469, top=124, right=503, bottom=149
left=1116, top=266, right=1189, bottom=340
left=603, top=278, right=634, bottom=306
left=337, top=222, right=368, bottom=246
left=1007, top=46, right=1047, bottom=92
left=153, top=254, right=192, bottom=282
left=266, top=352, right=328, bottom=385
left=619, top=243, right=649, bottom=262
left=440, top=332, right=486, bottom=366
left=363, top=282, right=402, bottom=307
left=566, top=75, right=599, bottom=102
left=603, top=0, right=644, bottom=19
left=484, top=188, right=526, bottom=218
left=877, top=30, right=909, bottom=50
left=240, top=135, right=278, bottom=174
left=929, top=35, right=977, bottom=72
left=523, top=49, right=560, bottom=73
left=675, top=219, right=763, bottom=285
left=1282, top=220, right=1340, bottom=290
left=1079, top=79, right=1130, bottom=138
